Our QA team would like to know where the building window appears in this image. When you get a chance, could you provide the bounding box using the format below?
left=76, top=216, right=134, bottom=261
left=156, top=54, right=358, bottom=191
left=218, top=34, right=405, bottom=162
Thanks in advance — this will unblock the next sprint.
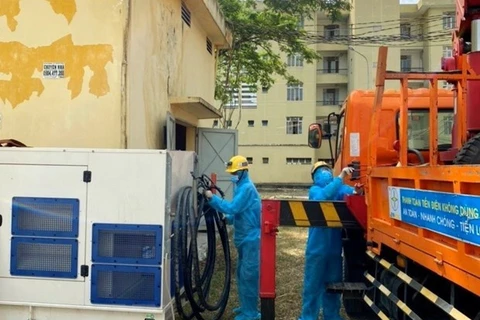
left=206, top=38, right=213, bottom=55
left=443, top=46, right=453, bottom=58
left=246, top=157, right=253, bottom=164
left=442, top=81, right=454, bottom=90
left=322, top=88, right=340, bottom=105
left=227, top=120, right=232, bottom=127
left=400, top=23, right=411, bottom=38
left=248, top=120, right=254, bottom=127
left=286, top=158, right=312, bottom=165
left=317, top=116, right=338, bottom=137
left=443, top=12, right=455, bottom=30
left=323, top=57, right=340, bottom=73
left=317, top=158, right=334, bottom=166
left=286, top=116, right=303, bottom=134
left=262, top=120, right=268, bottom=126
left=324, top=25, right=340, bottom=39
left=400, top=55, right=412, bottom=72
left=181, top=2, right=191, bottom=27
left=262, top=157, right=269, bottom=164
left=225, top=84, right=258, bottom=108
left=287, top=54, right=304, bottom=67
left=443, top=114, right=454, bottom=135
left=213, top=120, right=219, bottom=127
left=287, top=83, right=303, bottom=101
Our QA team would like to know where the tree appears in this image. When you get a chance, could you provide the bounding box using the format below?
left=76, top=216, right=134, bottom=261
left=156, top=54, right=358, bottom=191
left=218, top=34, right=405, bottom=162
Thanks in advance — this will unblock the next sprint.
left=214, top=0, right=352, bottom=128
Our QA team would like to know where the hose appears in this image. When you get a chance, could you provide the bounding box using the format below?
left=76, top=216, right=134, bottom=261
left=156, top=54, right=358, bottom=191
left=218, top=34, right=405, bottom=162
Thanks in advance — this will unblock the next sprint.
left=172, top=174, right=231, bottom=320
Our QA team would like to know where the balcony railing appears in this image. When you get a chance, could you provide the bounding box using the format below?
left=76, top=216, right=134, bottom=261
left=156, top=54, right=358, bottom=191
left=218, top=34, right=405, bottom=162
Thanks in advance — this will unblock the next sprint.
left=400, top=67, right=424, bottom=72
left=316, top=100, right=345, bottom=106
left=317, top=68, right=348, bottom=74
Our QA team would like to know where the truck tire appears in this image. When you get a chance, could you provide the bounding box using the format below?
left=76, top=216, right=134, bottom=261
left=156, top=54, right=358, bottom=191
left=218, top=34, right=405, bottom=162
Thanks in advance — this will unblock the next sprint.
left=342, top=253, right=371, bottom=318
left=342, top=248, right=374, bottom=320
left=453, top=133, right=480, bottom=164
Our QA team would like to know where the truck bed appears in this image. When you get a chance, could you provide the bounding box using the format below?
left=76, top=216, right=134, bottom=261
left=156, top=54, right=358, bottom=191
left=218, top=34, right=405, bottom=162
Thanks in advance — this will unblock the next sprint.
left=368, top=164, right=480, bottom=297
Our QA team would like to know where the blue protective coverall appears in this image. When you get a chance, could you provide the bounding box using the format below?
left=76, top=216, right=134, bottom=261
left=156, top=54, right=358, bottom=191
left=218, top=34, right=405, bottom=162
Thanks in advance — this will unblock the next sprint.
left=208, top=170, right=261, bottom=320
left=299, top=168, right=354, bottom=320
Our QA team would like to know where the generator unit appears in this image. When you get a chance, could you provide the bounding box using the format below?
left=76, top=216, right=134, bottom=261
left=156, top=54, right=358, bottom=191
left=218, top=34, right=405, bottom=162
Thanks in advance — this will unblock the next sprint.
left=0, top=148, right=200, bottom=320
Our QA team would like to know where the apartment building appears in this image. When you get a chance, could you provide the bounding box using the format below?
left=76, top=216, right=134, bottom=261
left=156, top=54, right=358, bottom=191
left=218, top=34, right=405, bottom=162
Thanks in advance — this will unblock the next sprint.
left=207, top=0, right=455, bottom=185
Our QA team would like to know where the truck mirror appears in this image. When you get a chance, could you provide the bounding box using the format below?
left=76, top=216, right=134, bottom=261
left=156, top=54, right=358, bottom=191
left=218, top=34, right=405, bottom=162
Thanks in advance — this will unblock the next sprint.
left=308, top=123, right=323, bottom=149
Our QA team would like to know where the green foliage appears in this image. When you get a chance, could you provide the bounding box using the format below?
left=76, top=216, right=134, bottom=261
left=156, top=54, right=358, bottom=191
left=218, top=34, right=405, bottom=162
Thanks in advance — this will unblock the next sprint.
left=214, top=0, right=351, bottom=127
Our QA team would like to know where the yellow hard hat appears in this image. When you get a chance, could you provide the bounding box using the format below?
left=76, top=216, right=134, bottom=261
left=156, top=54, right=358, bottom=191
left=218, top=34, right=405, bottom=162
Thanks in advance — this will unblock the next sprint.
left=226, top=155, right=249, bottom=173
left=311, top=161, right=331, bottom=177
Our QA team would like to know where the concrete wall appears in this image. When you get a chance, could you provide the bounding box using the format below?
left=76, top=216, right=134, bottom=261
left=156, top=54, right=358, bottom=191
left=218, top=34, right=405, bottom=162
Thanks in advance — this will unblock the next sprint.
left=126, top=0, right=220, bottom=149
left=349, top=0, right=401, bottom=90
left=0, top=0, right=228, bottom=150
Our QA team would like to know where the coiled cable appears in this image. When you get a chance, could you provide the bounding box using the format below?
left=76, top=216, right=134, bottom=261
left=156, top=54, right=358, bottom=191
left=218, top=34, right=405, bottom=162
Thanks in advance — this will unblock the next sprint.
left=173, top=174, right=231, bottom=320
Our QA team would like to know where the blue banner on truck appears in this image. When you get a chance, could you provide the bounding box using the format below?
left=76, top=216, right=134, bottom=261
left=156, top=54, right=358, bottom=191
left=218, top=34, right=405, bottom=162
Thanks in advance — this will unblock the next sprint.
left=388, top=187, right=480, bottom=246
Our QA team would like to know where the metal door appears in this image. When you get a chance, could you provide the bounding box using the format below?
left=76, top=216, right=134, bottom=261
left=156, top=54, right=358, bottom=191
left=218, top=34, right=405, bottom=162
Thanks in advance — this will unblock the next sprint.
left=197, top=128, right=238, bottom=200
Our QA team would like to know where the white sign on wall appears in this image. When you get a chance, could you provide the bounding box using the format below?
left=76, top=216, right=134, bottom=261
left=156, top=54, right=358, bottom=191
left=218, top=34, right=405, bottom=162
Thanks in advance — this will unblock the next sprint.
left=43, top=63, right=65, bottom=79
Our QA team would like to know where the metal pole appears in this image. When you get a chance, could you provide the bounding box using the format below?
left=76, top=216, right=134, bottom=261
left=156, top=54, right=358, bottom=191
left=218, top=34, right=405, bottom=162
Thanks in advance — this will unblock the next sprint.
left=260, top=200, right=280, bottom=320
left=349, top=46, right=370, bottom=89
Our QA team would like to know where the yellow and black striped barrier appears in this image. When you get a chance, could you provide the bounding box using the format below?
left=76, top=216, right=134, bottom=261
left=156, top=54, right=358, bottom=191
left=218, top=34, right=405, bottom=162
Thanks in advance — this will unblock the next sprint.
left=363, top=295, right=390, bottom=320
left=364, top=272, right=422, bottom=320
left=366, top=251, right=471, bottom=320
left=278, top=200, right=361, bottom=229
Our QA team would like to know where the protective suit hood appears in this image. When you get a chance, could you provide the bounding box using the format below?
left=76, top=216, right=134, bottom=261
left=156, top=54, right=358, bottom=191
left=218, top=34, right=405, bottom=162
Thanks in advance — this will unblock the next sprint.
left=312, top=168, right=333, bottom=188
left=234, top=170, right=249, bottom=185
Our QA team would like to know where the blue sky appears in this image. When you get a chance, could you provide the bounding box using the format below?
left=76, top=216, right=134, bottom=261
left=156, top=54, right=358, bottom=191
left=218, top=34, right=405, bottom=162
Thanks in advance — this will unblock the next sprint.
left=400, top=0, right=419, bottom=3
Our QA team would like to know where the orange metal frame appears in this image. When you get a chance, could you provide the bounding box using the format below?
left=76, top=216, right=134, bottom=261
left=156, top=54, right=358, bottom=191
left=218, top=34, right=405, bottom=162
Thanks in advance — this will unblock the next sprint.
left=334, top=88, right=454, bottom=188
left=367, top=46, right=480, bottom=296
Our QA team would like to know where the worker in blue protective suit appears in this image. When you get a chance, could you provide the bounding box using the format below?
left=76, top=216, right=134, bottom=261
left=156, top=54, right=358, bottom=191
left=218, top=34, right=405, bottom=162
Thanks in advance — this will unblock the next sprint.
left=204, top=155, right=261, bottom=320
left=299, top=161, right=363, bottom=320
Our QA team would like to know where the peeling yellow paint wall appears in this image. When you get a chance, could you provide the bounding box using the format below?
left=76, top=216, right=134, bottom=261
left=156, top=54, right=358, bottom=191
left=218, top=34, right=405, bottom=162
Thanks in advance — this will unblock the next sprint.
left=0, top=0, right=225, bottom=149
left=0, top=0, right=125, bottom=147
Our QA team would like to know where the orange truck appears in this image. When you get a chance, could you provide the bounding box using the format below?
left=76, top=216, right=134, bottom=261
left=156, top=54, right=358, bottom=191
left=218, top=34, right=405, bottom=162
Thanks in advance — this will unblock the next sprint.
left=259, top=69, right=475, bottom=320
left=260, top=3, right=480, bottom=318
left=306, top=85, right=480, bottom=320
left=308, top=46, right=480, bottom=320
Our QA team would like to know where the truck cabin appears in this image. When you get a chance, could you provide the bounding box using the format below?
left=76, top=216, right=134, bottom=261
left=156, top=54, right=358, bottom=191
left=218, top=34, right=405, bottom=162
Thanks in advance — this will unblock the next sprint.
left=308, top=89, right=455, bottom=181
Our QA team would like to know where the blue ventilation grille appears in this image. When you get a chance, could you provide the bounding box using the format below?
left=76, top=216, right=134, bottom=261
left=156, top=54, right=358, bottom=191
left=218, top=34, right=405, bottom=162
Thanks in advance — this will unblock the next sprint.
left=92, top=224, right=163, bottom=265
left=10, top=237, right=78, bottom=278
left=12, top=197, right=79, bottom=237
left=91, top=264, right=161, bottom=307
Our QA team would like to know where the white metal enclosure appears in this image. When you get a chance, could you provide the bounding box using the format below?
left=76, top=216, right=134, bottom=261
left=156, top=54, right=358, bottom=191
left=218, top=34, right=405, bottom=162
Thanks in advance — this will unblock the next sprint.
left=0, top=148, right=196, bottom=320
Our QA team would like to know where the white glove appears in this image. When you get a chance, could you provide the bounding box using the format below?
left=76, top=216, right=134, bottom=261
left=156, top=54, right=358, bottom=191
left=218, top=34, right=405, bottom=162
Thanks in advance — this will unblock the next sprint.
left=204, top=190, right=213, bottom=199
left=339, top=167, right=354, bottom=179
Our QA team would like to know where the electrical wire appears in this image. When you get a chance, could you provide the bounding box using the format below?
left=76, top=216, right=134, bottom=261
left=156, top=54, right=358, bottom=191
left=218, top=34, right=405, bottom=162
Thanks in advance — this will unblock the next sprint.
left=173, top=174, right=231, bottom=320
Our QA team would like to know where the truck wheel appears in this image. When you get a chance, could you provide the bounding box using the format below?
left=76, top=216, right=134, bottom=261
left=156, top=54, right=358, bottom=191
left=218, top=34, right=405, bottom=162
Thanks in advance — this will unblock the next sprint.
left=342, top=253, right=371, bottom=318
left=453, top=133, right=480, bottom=164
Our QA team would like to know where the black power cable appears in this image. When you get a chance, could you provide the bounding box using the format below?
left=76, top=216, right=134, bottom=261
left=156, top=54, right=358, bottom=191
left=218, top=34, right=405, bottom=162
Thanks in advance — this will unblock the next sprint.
left=173, top=173, right=231, bottom=320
